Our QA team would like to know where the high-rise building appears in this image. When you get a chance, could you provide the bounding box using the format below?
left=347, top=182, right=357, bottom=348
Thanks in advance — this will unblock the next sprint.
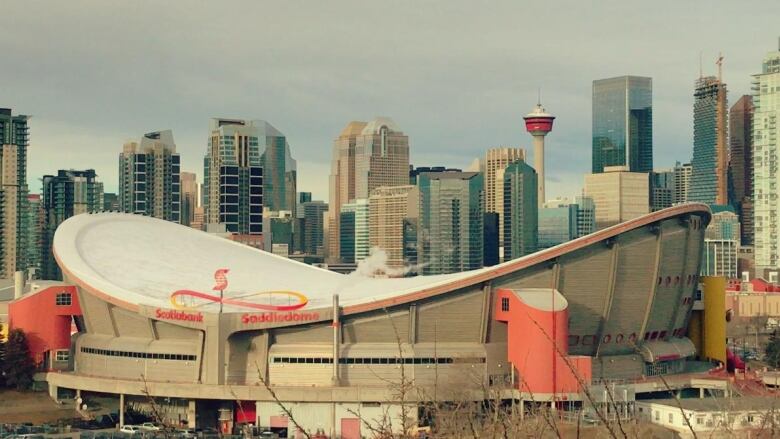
left=483, top=212, right=499, bottom=267
left=339, top=199, right=369, bottom=264
left=702, top=208, right=740, bottom=278
left=672, top=162, right=692, bottom=204
left=204, top=119, right=263, bottom=241
left=257, top=122, right=297, bottom=215
left=584, top=166, right=649, bottom=230
left=327, top=118, right=409, bottom=261
left=538, top=196, right=594, bottom=249
left=592, top=76, right=653, bottom=173
left=191, top=206, right=205, bottom=232
left=409, top=166, right=461, bottom=185
left=297, top=192, right=312, bottom=219
left=650, top=169, right=674, bottom=211
left=119, top=130, right=181, bottom=223
left=482, top=148, right=525, bottom=258
left=103, top=193, right=119, bottom=211
left=690, top=73, right=728, bottom=205
left=502, top=161, right=538, bottom=260
left=524, top=102, right=555, bottom=206
left=21, top=194, right=43, bottom=278
left=41, top=170, right=103, bottom=280
left=263, top=210, right=294, bottom=257
left=0, top=108, right=30, bottom=278
left=753, top=43, right=780, bottom=275
left=729, top=95, right=755, bottom=245
left=368, top=185, right=419, bottom=271
left=180, top=172, right=198, bottom=227
left=418, top=171, right=483, bottom=275
left=302, top=201, right=328, bottom=256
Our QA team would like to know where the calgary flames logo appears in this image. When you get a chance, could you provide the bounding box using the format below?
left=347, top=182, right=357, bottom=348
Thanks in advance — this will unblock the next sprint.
left=170, top=268, right=308, bottom=312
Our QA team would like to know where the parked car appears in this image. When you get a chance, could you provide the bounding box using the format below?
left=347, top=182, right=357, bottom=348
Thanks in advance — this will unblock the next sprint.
left=139, top=423, right=160, bottom=432
left=176, top=429, right=197, bottom=438
left=119, top=425, right=141, bottom=434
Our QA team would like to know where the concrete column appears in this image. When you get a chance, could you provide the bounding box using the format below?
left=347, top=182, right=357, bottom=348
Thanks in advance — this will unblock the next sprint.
left=13, top=271, right=25, bottom=299
left=48, top=383, right=58, bottom=402
left=119, top=394, right=125, bottom=427
left=331, top=294, right=340, bottom=386
left=519, top=400, right=524, bottom=420
left=187, top=400, right=197, bottom=428
left=699, top=387, right=705, bottom=399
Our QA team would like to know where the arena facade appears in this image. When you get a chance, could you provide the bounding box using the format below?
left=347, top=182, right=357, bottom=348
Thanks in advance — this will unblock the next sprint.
left=15, top=203, right=712, bottom=436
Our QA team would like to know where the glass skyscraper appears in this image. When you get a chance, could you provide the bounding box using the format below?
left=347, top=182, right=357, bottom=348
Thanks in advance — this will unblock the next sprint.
left=592, top=76, right=653, bottom=173
left=690, top=76, right=728, bottom=205
left=502, top=161, right=538, bottom=260
left=418, top=171, right=483, bottom=275
left=0, top=108, right=31, bottom=278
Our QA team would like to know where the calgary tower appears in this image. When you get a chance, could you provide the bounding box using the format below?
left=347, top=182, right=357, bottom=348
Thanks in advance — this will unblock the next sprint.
left=523, top=99, right=555, bottom=207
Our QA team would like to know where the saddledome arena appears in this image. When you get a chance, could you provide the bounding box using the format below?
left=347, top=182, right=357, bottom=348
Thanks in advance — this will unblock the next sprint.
left=40, top=204, right=712, bottom=433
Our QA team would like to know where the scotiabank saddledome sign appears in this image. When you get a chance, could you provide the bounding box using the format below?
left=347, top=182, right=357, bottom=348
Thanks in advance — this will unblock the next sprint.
left=157, top=268, right=320, bottom=324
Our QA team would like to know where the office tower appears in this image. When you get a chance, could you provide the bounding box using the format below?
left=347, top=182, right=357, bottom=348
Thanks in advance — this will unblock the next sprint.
left=328, top=118, right=410, bottom=261
left=690, top=71, right=728, bottom=205
left=41, top=170, right=103, bottom=280
left=482, top=148, right=525, bottom=258
left=592, top=76, right=653, bottom=173
left=539, top=199, right=578, bottom=249
left=302, top=201, right=328, bottom=256
left=730, top=95, right=755, bottom=245
left=204, top=119, right=263, bottom=242
left=180, top=172, right=197, bottom=227
left=409, top=165, right=461, bottom=185
left=297, top=192, right=312, bottom=218
left=119, top=130, right=181, bottom=223
left=584, top=166, right=649, bottom=230
left=574, top=195, right=596, bottom=238
left=672, top=162, right=692, bottom=204
left=754, top=43, right=780, bottom=275
left=650, top=169, right=674, bottom=211
left=524, top=102, right=555, bottom=206
left=21, top=194, right=42, bottom=277
left=103, top=193, right=119, bottom=211
left=257, top=122, right=297, bottom=214
left=369, top=185, right=419, bottom=270
left=502, top=161, right=538, bottom=260
left=418, top=171, right=483, bottom=275
left=263, top=210, right=294, bottom=257
left=0, top=108, right=30, bottom=278
left=339, top=199, right=369, bottom=264
left=191, top=206, right=205, bottom=231
left=702, top=208, right=740, bottom=278
left=483, top=212, right=500, bottom=267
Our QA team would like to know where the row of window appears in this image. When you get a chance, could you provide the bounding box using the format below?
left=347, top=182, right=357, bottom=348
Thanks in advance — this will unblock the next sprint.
left=55, top=292, right=72, bottom=306
left=271, top=356, right=486, bottom=365
left=80, top=347, right=196, bottom=361
left=657, top=274, right=699, bottom=287
left=568, top=328, right=687, bottom=347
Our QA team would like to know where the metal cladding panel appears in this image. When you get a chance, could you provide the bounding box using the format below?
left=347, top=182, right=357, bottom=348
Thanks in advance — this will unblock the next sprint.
left=598, top=230, right=658, bottom=356
left=416, top=288, right=483, bottom=343
left=342, top=311, right=409, bottom=344
left=153, top=320, right=201, bottom=341
left=644, top=224, right=688, bottom=337
left=78, top=290, right=115, bottom=335
left=591, top=354, right=644, bottom=380
left=556, top=247, right=613, bottom=355
left=111, top=306, right=154, bottom=338
left=272, top=323, right=332, bottom=344
left=227, top=331, right=268, bottom=385
left=497, top=265, right=553, bottom=290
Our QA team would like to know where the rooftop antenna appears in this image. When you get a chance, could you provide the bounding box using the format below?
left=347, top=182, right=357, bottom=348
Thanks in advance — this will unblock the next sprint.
left=537, top=88, right=541, bottom=106
left=716, top=52, right=724, bottom=82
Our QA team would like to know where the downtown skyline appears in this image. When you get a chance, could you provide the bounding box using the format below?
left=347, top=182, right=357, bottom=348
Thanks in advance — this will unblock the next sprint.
left=2, top=2, right=779, bottom=201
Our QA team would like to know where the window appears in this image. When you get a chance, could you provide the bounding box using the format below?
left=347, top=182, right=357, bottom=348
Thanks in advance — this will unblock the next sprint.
left=501, top=297, right=510, bottom=312
left=56, top=292, right=72, bottom=306
left=655, top=411, right=659, bottom=421
left=55, top=350, right=69, bottom=362
left=668, top=413, right=674, bottom=423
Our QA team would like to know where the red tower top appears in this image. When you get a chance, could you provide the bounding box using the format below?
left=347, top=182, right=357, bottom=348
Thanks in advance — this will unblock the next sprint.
left=524, top=103, right=555, bottom=136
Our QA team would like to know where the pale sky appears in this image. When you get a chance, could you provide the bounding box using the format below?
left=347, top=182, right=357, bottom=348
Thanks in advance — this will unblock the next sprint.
left=2, top=1, right=778, bottom=201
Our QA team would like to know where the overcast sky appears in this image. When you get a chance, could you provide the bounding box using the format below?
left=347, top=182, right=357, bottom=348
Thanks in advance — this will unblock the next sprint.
left=2, top=1, right=778, bottom=201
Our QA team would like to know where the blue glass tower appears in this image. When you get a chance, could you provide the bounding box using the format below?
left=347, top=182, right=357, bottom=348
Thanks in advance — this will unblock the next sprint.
left=592, top=76, right=653, bottom=173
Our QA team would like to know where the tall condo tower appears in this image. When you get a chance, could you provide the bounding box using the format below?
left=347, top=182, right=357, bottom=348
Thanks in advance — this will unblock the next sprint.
left=524, top=101, right=555, bottom=206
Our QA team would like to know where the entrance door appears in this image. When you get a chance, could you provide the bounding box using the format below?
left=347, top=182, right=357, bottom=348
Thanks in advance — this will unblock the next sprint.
left=340, top=418, right=361, bottom=439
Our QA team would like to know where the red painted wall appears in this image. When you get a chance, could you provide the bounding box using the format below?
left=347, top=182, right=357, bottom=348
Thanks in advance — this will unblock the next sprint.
left=494, top=288, right=591, bottom=395
left=8, top=285, right=81, bottom=368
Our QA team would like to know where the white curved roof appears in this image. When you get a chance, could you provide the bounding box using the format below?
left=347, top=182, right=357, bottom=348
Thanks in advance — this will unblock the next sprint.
left=360, top=117, right=402, bottom=135
left=53, top=213, right=486, bottom=313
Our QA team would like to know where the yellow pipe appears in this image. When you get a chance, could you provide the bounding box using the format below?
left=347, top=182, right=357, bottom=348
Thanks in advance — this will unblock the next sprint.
left=702, top=276, right=727, bottom=364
